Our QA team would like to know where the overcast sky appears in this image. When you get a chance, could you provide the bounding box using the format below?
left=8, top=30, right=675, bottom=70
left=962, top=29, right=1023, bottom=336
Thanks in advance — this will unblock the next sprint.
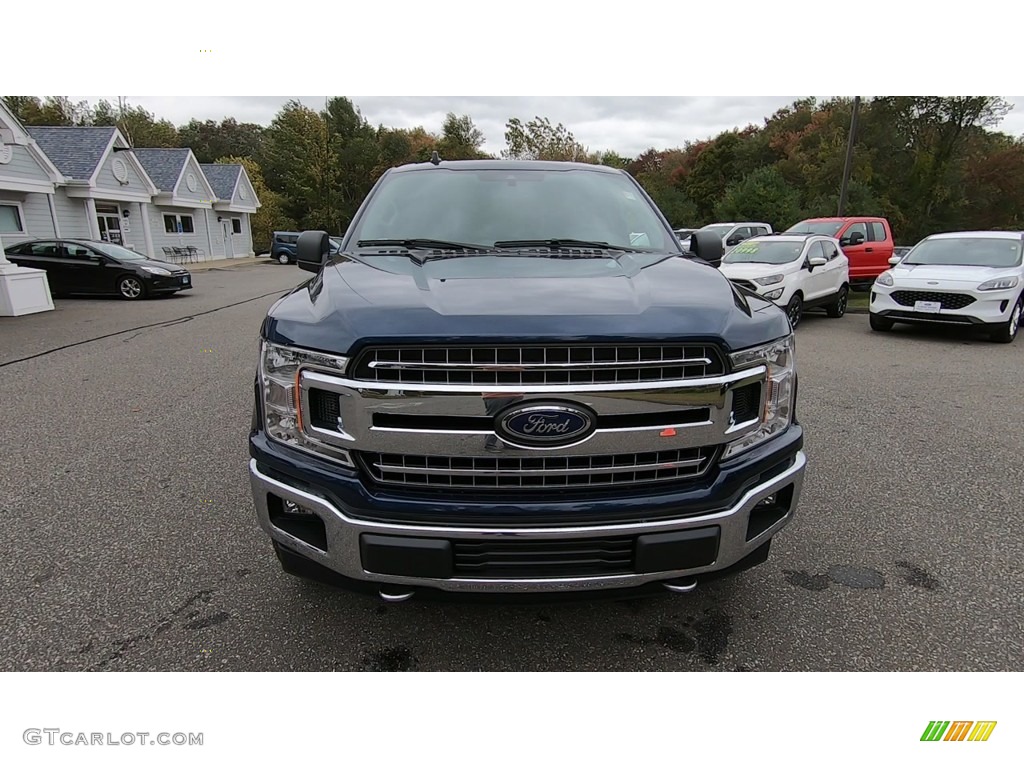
left=68, top=96, right=1024, bottom=157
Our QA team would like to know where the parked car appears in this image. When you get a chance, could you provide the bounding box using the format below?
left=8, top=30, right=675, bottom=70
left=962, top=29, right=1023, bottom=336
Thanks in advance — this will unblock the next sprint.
left=272, top=231, right=342, bottom=264
left=720, top=234, right=849, bottom=327
left=869, top=230, right=1024, bottom=343
left=674, top=228, right=697, bottom=250
left=249, top=159, right=806, bottom=601
left=698, top=222, right=773, bottom=248
left=3, top=239, right=192, bottom=300
left=785, top=217, right=894, bottom=288
left=892, top=245, right=912, bottom=261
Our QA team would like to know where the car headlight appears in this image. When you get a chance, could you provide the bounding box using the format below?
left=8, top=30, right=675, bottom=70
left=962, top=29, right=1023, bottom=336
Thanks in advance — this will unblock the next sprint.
left=723, top=335, right=796, bottom=459
left=754, top=274, right=785, bottom=286
left=141, top=266, right=171, bottom=276
left=259, top=340, right=353, bottom=466
left=763, top=288, right=784, bottom=300
left=875, top=271, right=894, bottom=287
left=978, top=276, right=1019, bottom=291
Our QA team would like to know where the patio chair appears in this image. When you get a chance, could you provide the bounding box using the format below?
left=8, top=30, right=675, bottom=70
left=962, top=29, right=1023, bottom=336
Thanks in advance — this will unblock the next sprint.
left=171, top=247, right=190, bottom=263
left=185, top=246, right=205, bottom=262
left=161, top=247, right=179, bottom=264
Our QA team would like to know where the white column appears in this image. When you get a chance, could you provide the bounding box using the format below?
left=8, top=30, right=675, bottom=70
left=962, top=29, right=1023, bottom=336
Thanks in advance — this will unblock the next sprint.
left=139, top=201, right=155, bottom=259
left=85, top=198, right=101, bottom=240
left=47, top=193, right=61, bottom=238
left=204, top=209, right=215, bottom=260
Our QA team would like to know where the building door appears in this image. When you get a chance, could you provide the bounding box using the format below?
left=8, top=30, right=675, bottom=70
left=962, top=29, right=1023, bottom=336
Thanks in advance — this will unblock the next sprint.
left=96, top=204, right=123, bottom=245
left=222, top=220, right=234, bottom=258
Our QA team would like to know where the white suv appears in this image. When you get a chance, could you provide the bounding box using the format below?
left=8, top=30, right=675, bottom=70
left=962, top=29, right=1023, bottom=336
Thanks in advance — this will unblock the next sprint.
left=719, top=234, right=850, bottom=327
left=869, top=230, right=1024, bottom=343
left=698, top=222, right=773, bottom=249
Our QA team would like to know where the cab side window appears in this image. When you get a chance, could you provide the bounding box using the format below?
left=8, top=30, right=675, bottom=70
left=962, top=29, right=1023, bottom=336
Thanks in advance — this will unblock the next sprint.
left=868, top=221, right=887, bottom=242
left=845, top=222, right=868, bottom=242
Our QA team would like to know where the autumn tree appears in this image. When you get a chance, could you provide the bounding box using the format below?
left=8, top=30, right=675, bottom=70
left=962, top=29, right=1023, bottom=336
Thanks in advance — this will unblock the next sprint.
left=437, top=113, right=487, bottom=159
left=215, top=155, right=293, bottom=254
left=90, top=99, right=178, bottom=147
left=179, top=118, right=264, bottom=162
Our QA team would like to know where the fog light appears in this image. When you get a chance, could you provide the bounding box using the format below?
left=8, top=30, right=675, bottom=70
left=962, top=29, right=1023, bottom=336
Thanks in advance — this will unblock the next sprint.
left=283, top=499, right=316, bottom=517
left=757, top=494, right=777, bottom=507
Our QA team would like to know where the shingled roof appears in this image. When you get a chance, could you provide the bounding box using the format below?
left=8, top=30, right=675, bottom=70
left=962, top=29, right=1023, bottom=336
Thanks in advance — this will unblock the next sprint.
left=26, top=126, right=117, bottom=180
left=132, top=148, right=193, bottom=193
left=200, top=163, right=242, bottom=200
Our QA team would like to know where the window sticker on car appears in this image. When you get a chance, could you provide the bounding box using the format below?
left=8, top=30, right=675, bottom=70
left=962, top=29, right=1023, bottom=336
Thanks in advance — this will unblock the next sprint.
left=733, top=243, right=760, bottom=254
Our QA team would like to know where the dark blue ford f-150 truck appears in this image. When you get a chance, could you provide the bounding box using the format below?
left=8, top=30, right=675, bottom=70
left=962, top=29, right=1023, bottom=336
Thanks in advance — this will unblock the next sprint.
left=249, top=158, right=805, bottom=601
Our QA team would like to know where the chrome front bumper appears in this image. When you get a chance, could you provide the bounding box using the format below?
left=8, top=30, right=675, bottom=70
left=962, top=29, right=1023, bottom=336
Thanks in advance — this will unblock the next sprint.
left=249, top=450, right=806, bottom=593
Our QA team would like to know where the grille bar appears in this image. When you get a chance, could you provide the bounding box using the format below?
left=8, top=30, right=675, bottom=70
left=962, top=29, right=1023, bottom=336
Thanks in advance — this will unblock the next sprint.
left=352, top=344, right=725, bottom=386
left=452, top=537, right=635, bottom=577
left=358, top=448, right=714, bottom=491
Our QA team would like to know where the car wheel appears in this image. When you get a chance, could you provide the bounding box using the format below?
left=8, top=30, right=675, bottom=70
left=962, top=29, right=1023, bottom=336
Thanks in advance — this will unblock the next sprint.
left=990, top=296, right=1022, bottom=343
left=826, top=285, right=849, bottom=318
left=786, top=294, right=803, bottom=328
left=869, top=313, right=893, bottom=332
left=118, top=275, right=146, bottom=300
left=277, top=253, right=290, bottom=265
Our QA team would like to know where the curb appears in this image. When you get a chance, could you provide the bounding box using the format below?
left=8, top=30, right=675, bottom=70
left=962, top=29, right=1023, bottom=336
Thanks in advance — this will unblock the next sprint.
left=187, top=257, right=262, bottom=273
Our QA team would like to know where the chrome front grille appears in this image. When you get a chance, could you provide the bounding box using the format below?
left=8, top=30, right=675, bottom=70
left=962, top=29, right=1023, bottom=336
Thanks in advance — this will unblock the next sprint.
left=357, top=447, right=716, bottom=492
left=351, top=344, right=725, bottom=386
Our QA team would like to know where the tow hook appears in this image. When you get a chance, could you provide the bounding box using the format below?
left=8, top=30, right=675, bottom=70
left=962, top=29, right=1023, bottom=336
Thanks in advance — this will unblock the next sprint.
left=378, top=586, right=416, bottom=603
left=662, top=578, right=698, bottom=594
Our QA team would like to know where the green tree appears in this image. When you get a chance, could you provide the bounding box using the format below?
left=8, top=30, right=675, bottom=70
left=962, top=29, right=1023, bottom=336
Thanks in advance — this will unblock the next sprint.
left=179, top=118, right=264, bottom=162
left=215, top=155, right=293, bottom=254
left=91, top=99, right=178, bottom=147
left=3, top=96, right=89, bottom=125
left=259, top=100, right=337, bottom=232
left=437, top=113, right=487, bottom=159
left=715, top=166, right=803, bottom=229
left=324, top=97, right=382, bottom=231
left=502, top=116, right=589, bottom=161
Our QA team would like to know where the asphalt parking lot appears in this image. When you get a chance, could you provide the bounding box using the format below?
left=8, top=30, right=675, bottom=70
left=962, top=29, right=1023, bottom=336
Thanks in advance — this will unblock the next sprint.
left=1, top=264, right=1022, bottom=672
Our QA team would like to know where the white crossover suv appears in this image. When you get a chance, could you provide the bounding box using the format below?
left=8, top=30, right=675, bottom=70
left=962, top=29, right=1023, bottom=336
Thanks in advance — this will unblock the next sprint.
left=869, top=230, right=1024, bottom=343
left=719, top=234, right=850, bottom=327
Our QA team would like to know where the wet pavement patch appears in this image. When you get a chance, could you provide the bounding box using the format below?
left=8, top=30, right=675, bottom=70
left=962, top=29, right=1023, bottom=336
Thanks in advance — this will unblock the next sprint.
left=895, top=561, right=941, bottom=591
left=784, top=565, right=885, bottom=591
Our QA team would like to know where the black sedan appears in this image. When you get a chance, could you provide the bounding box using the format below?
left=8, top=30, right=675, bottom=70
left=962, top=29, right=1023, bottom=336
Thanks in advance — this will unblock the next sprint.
left=3, top=239, right=192, bottom=300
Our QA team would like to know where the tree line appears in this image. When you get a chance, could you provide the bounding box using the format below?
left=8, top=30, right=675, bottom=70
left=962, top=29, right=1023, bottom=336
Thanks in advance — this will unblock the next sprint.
left=4, top=95, right=1021, bottom=250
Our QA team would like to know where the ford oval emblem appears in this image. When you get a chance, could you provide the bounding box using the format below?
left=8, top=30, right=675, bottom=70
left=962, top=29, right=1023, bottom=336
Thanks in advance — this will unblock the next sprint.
left=497, top=402, right=596, bottom=448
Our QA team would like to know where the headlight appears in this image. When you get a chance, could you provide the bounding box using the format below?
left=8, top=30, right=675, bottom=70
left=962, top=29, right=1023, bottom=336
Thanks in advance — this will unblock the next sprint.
left=875, top=271, right=894, bottom=287
left=141, top=266, right=171, bottom=276
left=754, top=274, right=785, bottom=286
left=259, top=340, right=353, bottom=466
left=763, top=288, right=784, bottom=300
left=723, top=335, right=796, bottom=459
left=978, top=276, right=1019, bottom=291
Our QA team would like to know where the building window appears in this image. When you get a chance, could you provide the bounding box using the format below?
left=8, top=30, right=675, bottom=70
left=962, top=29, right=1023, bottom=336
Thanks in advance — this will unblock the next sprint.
left=163, top=214, right=195, bottom=234
left=0, top=202, right=26, bottom=234
left=232, top=218, right=242, bottom=234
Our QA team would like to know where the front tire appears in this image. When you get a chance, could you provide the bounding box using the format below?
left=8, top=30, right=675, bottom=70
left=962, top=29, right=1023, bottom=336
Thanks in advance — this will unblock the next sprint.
left=826, top=285, right=849, bottom=318
left=989, top=296, right=1022, bottom=343
left=277, top=253, right=290, bottom=265
left=869, top=313, right=893, bottom=332
left=117, top=275, right=146, bottom=300
left=786, top=293, right=803, bottom=328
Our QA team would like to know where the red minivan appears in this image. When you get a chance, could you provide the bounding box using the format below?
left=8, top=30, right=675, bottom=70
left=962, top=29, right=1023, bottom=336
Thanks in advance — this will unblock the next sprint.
left=785, top=217, right=894, bottom=286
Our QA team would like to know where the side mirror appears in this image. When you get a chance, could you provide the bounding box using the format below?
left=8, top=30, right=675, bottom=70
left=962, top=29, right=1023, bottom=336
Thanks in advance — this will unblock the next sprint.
left=690, top=229, right=724, bottom=269
left=296, top=230, right=331, bottom=274
left=725, top=235, right=742, bottom=246
left=843, top=232, right=865, bottom=246
left=888, top=255, right=902, bottom=266
left=808, top=256, right=827, bottom=268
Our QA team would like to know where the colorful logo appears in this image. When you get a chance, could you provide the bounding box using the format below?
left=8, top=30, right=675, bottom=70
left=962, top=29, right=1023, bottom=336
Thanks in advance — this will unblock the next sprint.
left=921, top=721, right=997, bottom=742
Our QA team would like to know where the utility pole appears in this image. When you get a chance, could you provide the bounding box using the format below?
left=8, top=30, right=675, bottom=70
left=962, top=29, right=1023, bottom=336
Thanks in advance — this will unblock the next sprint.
left=837, top=96, right=861, bottom=216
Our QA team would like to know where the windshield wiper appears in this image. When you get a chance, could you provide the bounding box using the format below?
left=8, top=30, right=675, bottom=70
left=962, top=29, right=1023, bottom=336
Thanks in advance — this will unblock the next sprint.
left=493, top=238, right=644, bottom=252
left=356, top=238, right=494, bottom=251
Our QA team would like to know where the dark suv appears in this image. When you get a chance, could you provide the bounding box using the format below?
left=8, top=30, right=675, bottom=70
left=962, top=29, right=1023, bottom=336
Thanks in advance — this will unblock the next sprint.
left=249, top=159, right=805, bottom=601
left=272, top=231, right=341, bottom=264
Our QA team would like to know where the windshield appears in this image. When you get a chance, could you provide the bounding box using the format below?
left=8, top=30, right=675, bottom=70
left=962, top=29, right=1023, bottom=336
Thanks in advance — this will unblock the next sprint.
left=903, top=237, right=1023, bottom=268
left=347, top=168, right=677, bottom=254
left=786, top=220, right=842, bottom=237
left=699, top=225, right=733, bottom=237
left=722, top=240, right=805, bottom=265
left=93, top=242, right=148, bottom=261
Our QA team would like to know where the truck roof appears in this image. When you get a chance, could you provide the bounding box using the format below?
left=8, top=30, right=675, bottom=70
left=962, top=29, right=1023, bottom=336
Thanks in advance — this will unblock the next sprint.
left=390, top=159, right=622, bottom=174
left=798, top=216, right=886, bottom=222
left=926, top=230, right=1024, bottom=240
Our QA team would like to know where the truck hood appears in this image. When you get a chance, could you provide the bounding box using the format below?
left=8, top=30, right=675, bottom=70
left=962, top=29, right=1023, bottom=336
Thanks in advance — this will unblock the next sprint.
left=263, top=254, right=790, bottom=355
